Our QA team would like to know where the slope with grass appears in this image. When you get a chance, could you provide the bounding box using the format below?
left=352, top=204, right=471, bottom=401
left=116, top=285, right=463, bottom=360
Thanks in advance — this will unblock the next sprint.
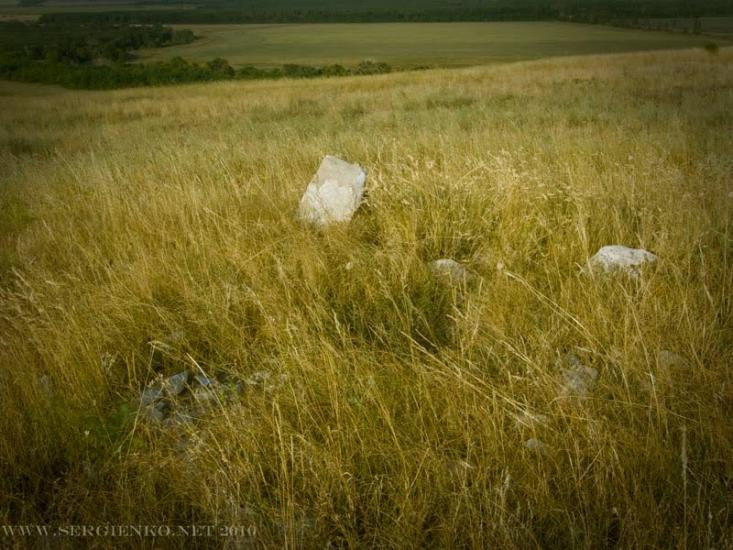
left=0, top=48, right=732, bottom=548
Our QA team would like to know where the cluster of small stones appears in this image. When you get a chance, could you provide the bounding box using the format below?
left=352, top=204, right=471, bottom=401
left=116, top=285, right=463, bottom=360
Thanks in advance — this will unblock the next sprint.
left=137, top=158, right=664, bottom=444
left=140, top=368, right=288, bottom=425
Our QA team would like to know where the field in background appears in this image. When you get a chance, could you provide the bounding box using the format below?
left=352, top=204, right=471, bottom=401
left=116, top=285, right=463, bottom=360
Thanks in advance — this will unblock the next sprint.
left=1, top=49, right=732, bottom=547
left=631, top=16, right=733, bottom=37
left=137, top=21, right=723, bottom=67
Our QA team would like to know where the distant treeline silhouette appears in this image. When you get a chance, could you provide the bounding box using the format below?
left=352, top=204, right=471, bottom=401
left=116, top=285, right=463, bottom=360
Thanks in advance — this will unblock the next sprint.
left=38, top=0, right=733, bottom=25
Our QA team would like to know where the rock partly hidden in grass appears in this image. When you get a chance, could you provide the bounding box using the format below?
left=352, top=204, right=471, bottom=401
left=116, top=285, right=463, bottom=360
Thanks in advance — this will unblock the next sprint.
left=525, top=438, right=548, bottom=454
left=429, top=258, right=472, bottom=283
left=140, top=370, right=189, bottom=422
left=658, top=350, right=690, bottom=371
left=162, top=370, right=189, bottom=397
left=559, top=354, right=599, bottom=397
left=587, top=244, right=657, bottom=278
left=298, top=155, right=367, bottom=227
left=139, top=368, right=290, bottom=423
left=515, top=410, right=549, bottom=428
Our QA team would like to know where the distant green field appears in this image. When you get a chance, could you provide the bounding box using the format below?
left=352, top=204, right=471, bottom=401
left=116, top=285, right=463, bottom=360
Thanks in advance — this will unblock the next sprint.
left=137, top=22, right=725, bottom=68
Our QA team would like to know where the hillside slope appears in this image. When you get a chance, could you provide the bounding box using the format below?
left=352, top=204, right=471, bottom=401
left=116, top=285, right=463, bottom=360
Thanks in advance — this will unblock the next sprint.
left=1, top=48, right=732, bottom=548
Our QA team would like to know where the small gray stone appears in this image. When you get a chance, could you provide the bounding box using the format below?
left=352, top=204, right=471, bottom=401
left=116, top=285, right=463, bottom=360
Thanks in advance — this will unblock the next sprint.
left=245, top=370, right=288, bottom=393
left=38, top=374, right=52, bottom=396
left=430, top=258, right=472, bottom=283
left=525, top=438, right=547, bottom=453
left=298, top=156, right=367, bottom=227
left=162, top=371, right=189, bottom=397
left=192, top=385, right=221, bottom=406
left=587, top=245, right=657, bottom=278
left=194, top=374, right=214, bottom=387
left=143, top=401, right=168, bottom=422
left=658, top=350, right=690, bottom=370
left=561, top=364, right=599, bottom=397
left=515, top=410, right=549, bottom=428
left=140, top=386, right=163, bottom=407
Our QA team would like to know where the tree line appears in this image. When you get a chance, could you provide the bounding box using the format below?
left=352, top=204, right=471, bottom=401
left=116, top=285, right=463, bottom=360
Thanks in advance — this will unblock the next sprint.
left=0, top=21, right=394, bottom=89
left=0, top=21, right=195, bottom=65
left=0, top=54, right=393, bottom=90
left=38, top=0, right=733, bottom=26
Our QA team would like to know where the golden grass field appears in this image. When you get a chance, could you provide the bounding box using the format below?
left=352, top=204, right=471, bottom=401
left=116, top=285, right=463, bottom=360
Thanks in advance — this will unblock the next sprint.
left=0, top=47, right=732, bottom=548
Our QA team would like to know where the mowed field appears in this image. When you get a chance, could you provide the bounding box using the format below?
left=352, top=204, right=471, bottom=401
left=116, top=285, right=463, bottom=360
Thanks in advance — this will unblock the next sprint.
left=1, top=48, right=732, bottom=547
left=138, top=21, right=724, bottom=67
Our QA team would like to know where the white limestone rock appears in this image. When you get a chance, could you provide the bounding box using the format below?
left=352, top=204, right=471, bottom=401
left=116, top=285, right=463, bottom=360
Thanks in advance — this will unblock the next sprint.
left=244, top=370, right=288, bottom=393
left=430, top=258, right=472, bottom=283
left=587, top=245, right=657, bottom=278
left=562, top=366, right=598, bottom=396
left=658, top=350, right=690, bottom=370
left=560, top=358, right=599, bottom=398
left=298, top=156, right=367, bottom=227
left=515, top=410, right=550, bottom=429
left=525, top=438, right=547, bottom=454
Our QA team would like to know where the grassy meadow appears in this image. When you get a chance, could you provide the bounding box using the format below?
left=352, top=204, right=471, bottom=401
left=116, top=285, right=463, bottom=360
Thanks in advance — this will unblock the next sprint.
left=137, top=21, right=725, bottom=67
left=1, top=47, right=732, bottom=547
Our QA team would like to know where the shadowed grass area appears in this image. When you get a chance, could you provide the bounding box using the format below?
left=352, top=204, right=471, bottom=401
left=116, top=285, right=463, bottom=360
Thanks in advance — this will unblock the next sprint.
left=0, top=48, right=731, bottom=548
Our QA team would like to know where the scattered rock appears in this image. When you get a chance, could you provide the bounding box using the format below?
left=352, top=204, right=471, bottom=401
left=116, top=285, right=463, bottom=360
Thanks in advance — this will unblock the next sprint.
left=515, top=410, right=549, bottom=429
left=143, top=401, right=168, bottom=423
left=525, top=438, right=547, bottom=454
left=244, top=370, right=288, bottom=393
left=140, top=386, right=163, bottom=407
left=194, top=374, right=215, bottom=387
left=139, top=367, right=288, bottom=424
left=647, top=350, right=694, bottom=391
left=658, top=350, right=690, bottom=370
left=560, top=355, right=599, bottom=397
left=140, top=370, right=189, bottom=422
left=38, top=374, right=52, bottom=396
left=430, top=258, right=472, bottom=283
left=561, top=366, right=598, bottom=396
left=192, top=385, right=219, bottom=406
left=587, top=245, right=657, bottom=278
left=162, top=370, right=189, bottom=397
left=163, top=331, right=185, bottom=346
left=298, top=155, right=367, bottom=227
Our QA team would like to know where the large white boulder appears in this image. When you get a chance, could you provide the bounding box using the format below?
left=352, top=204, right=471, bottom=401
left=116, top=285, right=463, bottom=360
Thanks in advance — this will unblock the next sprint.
left=587, top=245, right=657, bottom=278
left=298, top=156, right=367, bottom=227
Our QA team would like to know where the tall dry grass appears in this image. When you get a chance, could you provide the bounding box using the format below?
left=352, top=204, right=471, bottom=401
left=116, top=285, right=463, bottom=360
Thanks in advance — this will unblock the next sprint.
left=0, top=48, right=732, bottom=548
